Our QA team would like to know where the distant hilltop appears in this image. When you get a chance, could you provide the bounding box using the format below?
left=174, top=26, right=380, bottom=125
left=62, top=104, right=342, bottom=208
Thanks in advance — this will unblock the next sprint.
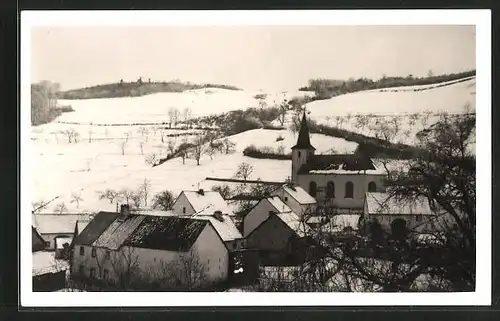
left=57, top=78, right=242, bottom=100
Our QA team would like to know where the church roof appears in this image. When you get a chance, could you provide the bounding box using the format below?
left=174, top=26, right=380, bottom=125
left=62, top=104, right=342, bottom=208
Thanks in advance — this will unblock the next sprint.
left=291, top=112, right=315, bottom=150
left=298, top=154, right=376, bottom=174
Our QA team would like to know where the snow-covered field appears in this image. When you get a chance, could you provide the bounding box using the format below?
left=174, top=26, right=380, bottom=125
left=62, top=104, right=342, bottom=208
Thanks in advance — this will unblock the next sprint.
left=58, top=88, right=314, bottom=125
left=305, top=78, right=476, bottom=145
left=30, top=80, right=475, bottom=214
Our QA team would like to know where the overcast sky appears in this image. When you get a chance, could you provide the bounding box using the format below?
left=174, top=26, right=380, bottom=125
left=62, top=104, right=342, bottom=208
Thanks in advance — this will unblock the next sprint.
left=31, top=25, right=475, bottom=91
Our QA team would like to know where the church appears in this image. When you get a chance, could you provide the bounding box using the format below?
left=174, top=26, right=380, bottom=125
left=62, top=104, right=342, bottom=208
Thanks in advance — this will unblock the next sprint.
left=290, top=113, right=386, bottom=215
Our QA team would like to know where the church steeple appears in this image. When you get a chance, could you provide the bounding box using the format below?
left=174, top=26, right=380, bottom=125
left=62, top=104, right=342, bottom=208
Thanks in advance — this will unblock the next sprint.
left=292, top=112, right=315, bottom=150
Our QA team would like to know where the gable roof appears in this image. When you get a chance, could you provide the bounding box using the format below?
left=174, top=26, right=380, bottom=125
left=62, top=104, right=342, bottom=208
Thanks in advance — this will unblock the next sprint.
left=298, top=154, right=376, bottom=174
left=181, top=190, right=232, bottom=215
left=277, top=184, right=316, bottom=205
left=73, top=212, right=120, bottom=246
left=123, top=216, right=209, bottom=252
left=276, top=212, right=311, bottom=237
left=365, top=192, right=436, bottom=216
left=267, top=196, right=292, bottom=213
left=193, top=215, right=243, bottom=241
left=93, top=215, right=146, bottom=250
left=291, top=112, right=315, bottom=150
left=32, top=213, right=94, bottom=235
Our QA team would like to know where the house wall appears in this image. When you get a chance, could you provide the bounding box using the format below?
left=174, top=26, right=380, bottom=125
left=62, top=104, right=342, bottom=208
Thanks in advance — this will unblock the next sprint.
left=193, top=224, right=229, bottom=283
left=243, top=199, right=275, bottom=237
left=41, top=233, right=74, bottom=250
left=271, top=188, right=314, bottom=218
left=225, top=238, right=245, bottom=252
left=171, top=193, right=196, bottom=216
left=246, top=215, right=295, bottom=253
left=368, top=214, right=438, bottom=233
left=32, top=229, right=45, bottom=252
left=297, top=173, right=385, bottom=209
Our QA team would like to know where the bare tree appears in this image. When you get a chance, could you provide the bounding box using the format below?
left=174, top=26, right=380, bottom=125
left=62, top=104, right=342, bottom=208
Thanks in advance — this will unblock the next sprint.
left=32, top=200, right=48, bottom=214
left=54, top=202, right=67, bottom=214
left=61, top=128, right=77, bottom=143
left=70, top=193, right=84, bottom=208
left=124, top=131, right=131, bottom=143
left=190, top=135, right=208, bottom=166
left=138, top=140, right=145, bottom=155
left=144, top=153, right=159, bottom=166
left=221, top=138, right=236, bottom=154
left=119, top=140, right=127, bottom=156
left=211, top=184, right=232, bottom=200
left=277, top=99, right=289, bottom=126
left=88, top=129, right=93, bottom=143
left=234, top=162, right=254, bottom=181
left=177, top=140, right=191, bottom=165
left=119, top=188, right=135, bottom=205
left=154, top=250, right=208, bottom=290
left=167, top=138, right=177, bottom=156
left=168, top=107, right=180, bottom=129
left=97, top=189, right=120, bottom=204
left=152, top=190, right=176, bottom=211
left=109, top=247, right=140, bottom=290
left=139, top=178, right=152, bottom=207
left=137, top=126, right=149, bottom=142
left=130, top=191, right=143, bottom=209
left=183, top=107, right=192, bottom=129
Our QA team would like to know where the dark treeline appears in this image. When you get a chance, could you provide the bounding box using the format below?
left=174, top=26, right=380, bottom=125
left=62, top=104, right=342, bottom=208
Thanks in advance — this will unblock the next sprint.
left=58, top=79, right=241, bottom=100
left=299, top=70, right=476, bottom=101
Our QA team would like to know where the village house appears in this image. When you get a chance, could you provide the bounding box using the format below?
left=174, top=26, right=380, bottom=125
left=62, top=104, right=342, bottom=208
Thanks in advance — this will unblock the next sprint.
left=363, top=192, right=444, bottom=234
left=243, top=196, right=292, bottom=237
left=32, top=213, right=93, bottom=250
left=171, top=189, right=234, bottom=217
left=245, top=210, right=312, bottom=265
left=271, top=183, right=317, bottom=218
left=71, top=205, right=229, bottom=290
left=290, top=113, right=386, bottom=214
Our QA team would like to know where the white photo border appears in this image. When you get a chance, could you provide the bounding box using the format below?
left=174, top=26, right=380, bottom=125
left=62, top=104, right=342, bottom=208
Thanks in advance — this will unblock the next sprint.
left=21, top=9, right=491, bottom=307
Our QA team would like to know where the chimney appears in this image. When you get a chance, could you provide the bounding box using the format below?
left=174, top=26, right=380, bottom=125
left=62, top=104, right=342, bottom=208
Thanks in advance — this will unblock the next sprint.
left=198, top=189, right=204, bottom=196
left=119, top=204, right=130, bottom=220
left=213, top=210, right=224, bottom=222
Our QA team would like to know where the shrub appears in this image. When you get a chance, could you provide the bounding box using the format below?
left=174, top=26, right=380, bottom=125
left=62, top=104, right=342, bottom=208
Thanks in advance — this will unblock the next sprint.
left=243, top=145, right=292, bottom=160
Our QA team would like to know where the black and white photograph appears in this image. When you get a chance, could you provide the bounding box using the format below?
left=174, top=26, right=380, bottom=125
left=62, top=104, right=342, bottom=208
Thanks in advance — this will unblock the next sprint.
left=21, top=10, right=490, bottom=306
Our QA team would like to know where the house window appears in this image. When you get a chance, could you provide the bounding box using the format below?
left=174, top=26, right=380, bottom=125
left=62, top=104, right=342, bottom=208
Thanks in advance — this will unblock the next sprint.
left=44, top=241, right=50, bottom=247
left=105, top=250, right=110, bottom=260
left=91, top=247, right=96, bottom=258
left=309, top=181, right=317, bottom=198
left=298, top=151, right=301, bottom=157
left=326, top=181, right=335, bottom=198
left=78, top=265, right=84, bottom=274
left=416, top=215, right=423, bottom=222
left=284, top=196, right=288, bottom=202
left=79, top=246, right=84, bottom=256
left=208, top=259, right=210, bottom=264
left=90, top=268, right=96, bottom=278
left=103, top=269, right=109, bottom=280
left=182, top=207, right=186, bottom=214
left=345, top=181, right=354, bottom=198
left=368, top=181, right=377, bottom=192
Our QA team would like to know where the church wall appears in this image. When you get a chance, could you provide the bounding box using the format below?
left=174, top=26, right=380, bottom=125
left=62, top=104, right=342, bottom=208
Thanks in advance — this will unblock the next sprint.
left=296, top=173, right=386, bottom=209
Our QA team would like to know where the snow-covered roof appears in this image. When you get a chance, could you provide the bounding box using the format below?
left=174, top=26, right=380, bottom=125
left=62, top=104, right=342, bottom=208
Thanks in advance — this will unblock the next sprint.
left=182, top=190, right=233, bottom=215
left=276, top=212, right=311, bottom=237
left=193, top=215, right=243, bottom=241
left=309, top=168, right=386, bottom=175
left=278, top=184, right=316, bottom=205
left=267, top=196, right=292, bottom=213
left=32, top=251, right=70, bottom=276
left=32, top=213, right=93, bottom=235
left=365, top=192, right=436, bottom=215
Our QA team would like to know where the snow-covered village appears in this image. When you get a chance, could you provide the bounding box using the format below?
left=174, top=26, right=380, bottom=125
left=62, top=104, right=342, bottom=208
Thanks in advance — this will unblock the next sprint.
left=29, top=25, right=476, bottom=293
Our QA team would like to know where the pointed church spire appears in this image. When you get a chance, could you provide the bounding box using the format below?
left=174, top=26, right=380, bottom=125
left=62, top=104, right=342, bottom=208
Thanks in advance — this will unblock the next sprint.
left=292, top=111, right=315, bottom=150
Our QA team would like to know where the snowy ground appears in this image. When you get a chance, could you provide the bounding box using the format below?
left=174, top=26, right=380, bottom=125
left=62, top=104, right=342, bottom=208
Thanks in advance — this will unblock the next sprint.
left=58, top=88, right=314, bottom=125
left=305, top=78, right=476, bottom=146
left=30, top=81, right=474, bottom=214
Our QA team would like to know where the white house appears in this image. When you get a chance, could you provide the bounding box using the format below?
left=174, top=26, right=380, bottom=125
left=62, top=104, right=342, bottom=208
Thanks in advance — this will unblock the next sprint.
left=243, top=196, right=292, bottom=237
left=171, top=189, right=233, bottom=216
left=363, top=192, right=443, bottom=234
left=32, top=213, right=93, bottom=250
left=72, top=205, right=229, bottom=289
left=290, top=113, right=386, bottom=213
left=271, top=183, right=316, bottom=218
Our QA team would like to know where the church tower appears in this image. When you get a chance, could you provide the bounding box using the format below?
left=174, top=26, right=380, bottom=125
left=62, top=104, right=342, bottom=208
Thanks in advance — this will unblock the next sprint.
left=291, top=112, right=315, bottom=183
